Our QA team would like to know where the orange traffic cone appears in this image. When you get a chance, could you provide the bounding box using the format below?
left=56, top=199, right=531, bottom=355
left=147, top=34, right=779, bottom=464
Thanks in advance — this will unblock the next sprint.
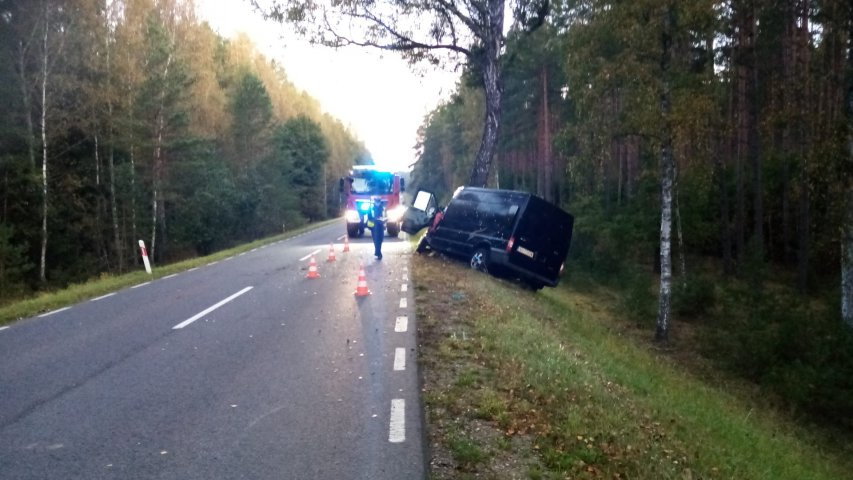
left=342, top=236, right=350, bottom=253
left=327, top=243, right=336, bottom=262
left=306, top=256, right=320, bottom=279
left=354, top=264, right=370, bottom=296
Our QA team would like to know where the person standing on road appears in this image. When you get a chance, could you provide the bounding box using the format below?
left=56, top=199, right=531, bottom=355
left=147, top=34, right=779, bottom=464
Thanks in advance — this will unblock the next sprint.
left=368, top=198, right=387, bottom=260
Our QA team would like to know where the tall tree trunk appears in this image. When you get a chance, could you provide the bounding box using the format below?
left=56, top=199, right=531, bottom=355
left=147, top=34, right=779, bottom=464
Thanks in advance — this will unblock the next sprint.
left=38, top=3, right=49, bottom=284
left=715, top=134, right=734, bottom=274
left=841, top=16, right=852, bottom=327
left=468, top=0, right=504, bottom=187
left=746, top=1, right=763, bottom=255
left=843, top=187, right=852, bottom=327
left=656, top=4, right=675, bottom=343
left=150, top=50, right=172, bottom=261
left=796, top=0, right=812, bottom=292
left=675, top=174, right=686, bottom=286
left=542, top=66, right=553, bottom=202
left=18, top=41, right=36, bottom=170
left=106, top=25, right=122, bottom=272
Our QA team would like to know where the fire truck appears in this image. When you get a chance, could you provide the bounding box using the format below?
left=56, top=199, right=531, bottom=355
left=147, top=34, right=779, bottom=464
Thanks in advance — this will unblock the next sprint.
left=340, top=166, right=406, bottom=238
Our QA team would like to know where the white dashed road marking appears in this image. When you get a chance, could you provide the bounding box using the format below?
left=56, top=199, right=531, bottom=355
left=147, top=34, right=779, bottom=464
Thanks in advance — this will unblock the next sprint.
left=389, top=399, right=405, bottom=443
left=337, top=234, right=346, bottom=241
left=299, top=249, right=322, bottom=262
left=91, top=292, right=116, bottom=302
left=172, top=286, right=254, bottom=330
left=395, top=316, right=408, bottom=332
left=393, top=348, right=406, bottom=371
left=401, top=284, right=407, bottom=292
left=399, top=298, right=407, bottom=309
left=162, top=273, right=178, bottom=280
left=207, top=261, right=219, bottom=266
left=38, top=307, right=71, bottom=318
left=0, top=326, right=9, bottom=332
left=131, top=282, right=150, bottom=289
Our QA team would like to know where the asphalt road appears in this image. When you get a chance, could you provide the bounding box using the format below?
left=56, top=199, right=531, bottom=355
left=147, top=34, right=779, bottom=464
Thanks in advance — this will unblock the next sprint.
left=0, top=221, right=425, bottom=479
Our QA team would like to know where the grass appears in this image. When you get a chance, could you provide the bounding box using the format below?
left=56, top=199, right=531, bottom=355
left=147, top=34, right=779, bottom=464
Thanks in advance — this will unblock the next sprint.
left=414, top=252, right=851, bottom=479
left=0, top=219, right=340, bottom=326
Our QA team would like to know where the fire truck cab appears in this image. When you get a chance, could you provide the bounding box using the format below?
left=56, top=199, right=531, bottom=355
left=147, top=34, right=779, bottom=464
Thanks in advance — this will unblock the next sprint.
left=340, top=166, right=406, bottom=238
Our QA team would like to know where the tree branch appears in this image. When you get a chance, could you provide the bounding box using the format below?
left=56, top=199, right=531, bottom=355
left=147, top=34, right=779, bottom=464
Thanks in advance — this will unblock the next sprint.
left=323, top=7, right=472, bottom=57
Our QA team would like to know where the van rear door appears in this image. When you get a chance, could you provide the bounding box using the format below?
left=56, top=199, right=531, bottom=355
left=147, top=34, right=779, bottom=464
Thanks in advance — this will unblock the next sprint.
left=401, top=190, right=436, bottom=234
left=509, top=197, right=574, bottom=284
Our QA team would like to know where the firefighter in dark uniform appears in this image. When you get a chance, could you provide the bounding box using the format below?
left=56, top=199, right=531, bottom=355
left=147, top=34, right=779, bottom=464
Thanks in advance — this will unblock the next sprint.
left=367, top=198, right=387, bottom=260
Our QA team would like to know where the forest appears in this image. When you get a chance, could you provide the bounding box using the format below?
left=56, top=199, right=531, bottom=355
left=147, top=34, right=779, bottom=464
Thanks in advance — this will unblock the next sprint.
left=0, top=0, right=368, bottom=298
left=410, top=0, right=852, bottom=428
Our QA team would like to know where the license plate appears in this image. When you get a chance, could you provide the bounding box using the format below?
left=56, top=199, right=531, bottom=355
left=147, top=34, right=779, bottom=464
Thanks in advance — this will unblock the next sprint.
left=517, top=246, right=535, bottom=258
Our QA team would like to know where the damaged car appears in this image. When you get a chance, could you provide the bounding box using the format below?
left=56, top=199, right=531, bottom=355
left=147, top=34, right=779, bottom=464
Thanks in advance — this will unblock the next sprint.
left=401, top=187, right=574, bottom=290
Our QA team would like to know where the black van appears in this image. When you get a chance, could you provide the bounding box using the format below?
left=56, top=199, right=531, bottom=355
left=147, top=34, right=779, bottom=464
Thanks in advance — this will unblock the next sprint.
left=401, top=187, right=574, bottom=289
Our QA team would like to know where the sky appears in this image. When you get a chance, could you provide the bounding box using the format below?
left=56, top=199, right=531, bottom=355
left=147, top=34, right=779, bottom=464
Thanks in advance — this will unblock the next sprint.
left=195, top=0, right=461, bottom=172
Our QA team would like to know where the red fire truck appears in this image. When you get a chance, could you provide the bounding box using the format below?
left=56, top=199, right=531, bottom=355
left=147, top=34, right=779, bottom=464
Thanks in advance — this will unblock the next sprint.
left=340, top=166, right=406, bottom=238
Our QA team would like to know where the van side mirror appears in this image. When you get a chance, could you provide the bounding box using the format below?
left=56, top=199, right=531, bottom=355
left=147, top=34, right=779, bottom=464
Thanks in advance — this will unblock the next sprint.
left=400, top=178, right=406, bottom=192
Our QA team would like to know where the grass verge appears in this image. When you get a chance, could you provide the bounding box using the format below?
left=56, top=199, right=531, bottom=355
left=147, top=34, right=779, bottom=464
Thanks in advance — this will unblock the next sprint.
left=0, top=219, right=340, bottom=326
left=414, top=252, right=851, bottom=479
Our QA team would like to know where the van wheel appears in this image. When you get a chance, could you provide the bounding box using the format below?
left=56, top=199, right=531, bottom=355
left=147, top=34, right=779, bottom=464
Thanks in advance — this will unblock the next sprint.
left=525, top=281, right=545, bottom=291
left=387, top=222, right=400, bottom=237
left=470, top=248, right=489, bottom=273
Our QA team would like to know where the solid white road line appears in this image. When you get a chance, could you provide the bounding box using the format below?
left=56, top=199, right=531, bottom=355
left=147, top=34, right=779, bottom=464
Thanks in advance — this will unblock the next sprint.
left=38, top=307, right=71, bottom=318
left=401, top=284, right=408, bottom=292
left=393, top=348, right=406, bottom=371
left=172, top=286, right=254, bottom=330
left=91, top=292, right=116, bottom=302
left=188, top=267, right=198, bottom=272
left=389, top=399, right=406, bottom=443
left=0, top=326, right=10, bottom=332
left=299, top=249, right=322, bottom=262
left=395, top=316, right=408, bottom=332
left=131, top=281, right=151, bottom=289
left=238, top=252, right=246, bottom=257
left=162, top=273, right=178, bottom=280
left=207, top=261, right=219, bottom=266
left=399, top=298, right=407, bottom=309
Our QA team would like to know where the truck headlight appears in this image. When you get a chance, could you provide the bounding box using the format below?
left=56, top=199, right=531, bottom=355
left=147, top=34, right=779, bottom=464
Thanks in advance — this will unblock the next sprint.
left=345, top=209, right=361, bottom=223
left=387, top=205, right=407, bottom=222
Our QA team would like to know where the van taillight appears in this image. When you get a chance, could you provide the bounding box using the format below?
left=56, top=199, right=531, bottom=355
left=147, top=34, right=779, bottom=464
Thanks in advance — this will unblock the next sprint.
left=506, top=237, right=515, bottom=253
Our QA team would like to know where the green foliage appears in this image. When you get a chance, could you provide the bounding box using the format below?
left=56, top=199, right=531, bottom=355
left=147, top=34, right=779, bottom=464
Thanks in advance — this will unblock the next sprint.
left=0, top=223, right=32, bottom=299
left=672, top=274, right=716, bottom=317
left=709, top=288, right=853, bottom=428
left=0, top=0, right=364, bottom=294
left=273, top=115, right=329, bottom=221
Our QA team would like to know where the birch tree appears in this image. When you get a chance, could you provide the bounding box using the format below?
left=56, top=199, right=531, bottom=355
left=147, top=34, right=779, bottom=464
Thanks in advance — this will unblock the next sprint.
left=656, top=3, right=675, bottom=342
left=253, top=0, right=549, bottom=187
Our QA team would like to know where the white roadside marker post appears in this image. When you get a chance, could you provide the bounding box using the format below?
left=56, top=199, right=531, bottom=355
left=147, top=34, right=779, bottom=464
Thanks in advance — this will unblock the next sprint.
left=138, top=240, right=152, bottom=275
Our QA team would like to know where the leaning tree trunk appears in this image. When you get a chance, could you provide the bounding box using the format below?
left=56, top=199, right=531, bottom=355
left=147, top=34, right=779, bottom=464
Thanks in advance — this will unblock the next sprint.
left=656, top=4, right=675, bottom=343
left=467, top=0, right=504, bottom=188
